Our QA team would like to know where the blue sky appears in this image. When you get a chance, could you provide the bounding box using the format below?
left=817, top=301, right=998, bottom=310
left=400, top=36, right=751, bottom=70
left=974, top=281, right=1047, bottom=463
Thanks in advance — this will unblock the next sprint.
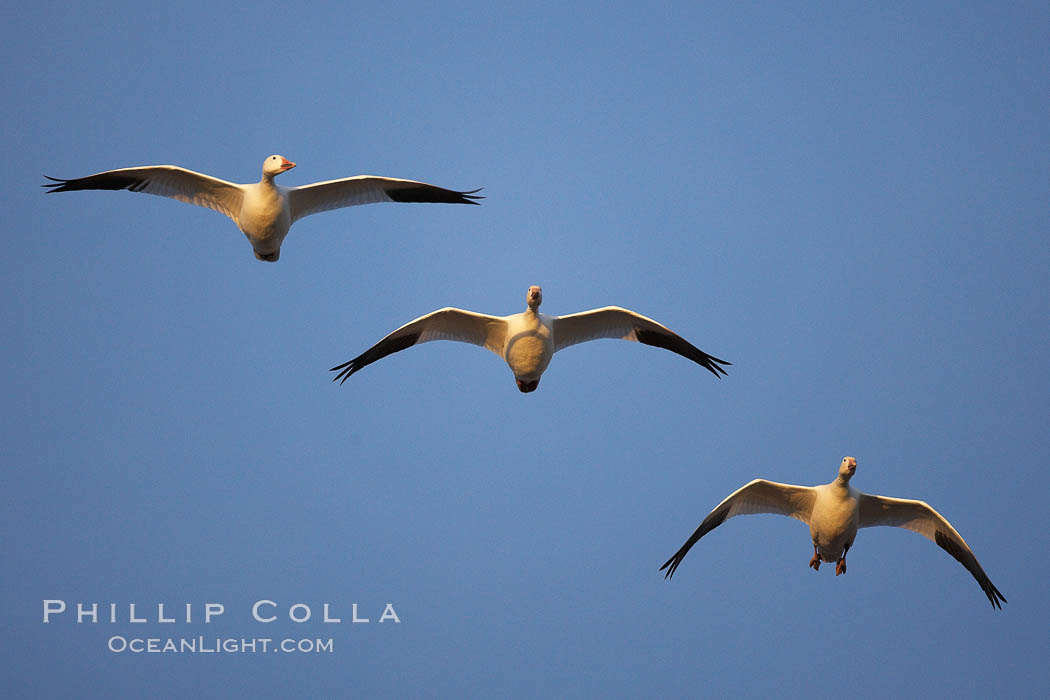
left=4, top=1, right=1048, bottom=697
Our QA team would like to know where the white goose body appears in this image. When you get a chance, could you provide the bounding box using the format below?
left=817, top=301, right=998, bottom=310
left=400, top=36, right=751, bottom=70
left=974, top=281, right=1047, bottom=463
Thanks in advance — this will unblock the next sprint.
left=331, top=285, right=730, bottom=393
left=237, top=175, right=294, bottom=258
left=807, top=478, right=861, bottom=562
left=503, top=305, right=555, bottom=387
left=44, top=155, right=482, bottom=262
left=660, top=457, right=1006, bottom=609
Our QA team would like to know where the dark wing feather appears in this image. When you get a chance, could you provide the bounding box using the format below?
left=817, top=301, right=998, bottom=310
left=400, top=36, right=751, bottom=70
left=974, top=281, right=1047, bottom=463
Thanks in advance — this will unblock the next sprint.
left=386, top=184, right=483, bottom=204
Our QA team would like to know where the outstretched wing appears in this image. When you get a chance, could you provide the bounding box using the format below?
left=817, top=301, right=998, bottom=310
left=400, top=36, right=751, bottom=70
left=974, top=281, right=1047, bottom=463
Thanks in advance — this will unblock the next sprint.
left=552, top=306, right=729, bottom=378
left=661, top=479, right=816, bottom=578
left=330, top=308, right=506, bottom=384
left=859, top=494, right=1006, bottom=609
left=288, top=175, right=482, bottom=223
left=43, top=165, right=243, bottom=222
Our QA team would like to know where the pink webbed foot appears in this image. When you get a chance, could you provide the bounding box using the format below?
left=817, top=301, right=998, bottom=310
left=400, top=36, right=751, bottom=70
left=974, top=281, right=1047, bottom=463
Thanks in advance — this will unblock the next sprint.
left=835, top=559, right=847, bottom=576
left=809, top=552, right=821, bottom=571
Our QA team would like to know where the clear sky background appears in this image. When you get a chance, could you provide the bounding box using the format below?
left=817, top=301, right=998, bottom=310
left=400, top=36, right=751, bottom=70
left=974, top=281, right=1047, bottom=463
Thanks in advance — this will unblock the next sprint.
left=4, top=2, right=1048, bottom=698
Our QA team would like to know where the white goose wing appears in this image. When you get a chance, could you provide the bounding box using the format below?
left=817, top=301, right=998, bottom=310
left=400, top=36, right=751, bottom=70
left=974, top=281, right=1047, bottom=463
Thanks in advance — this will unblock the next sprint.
left=661, top=479, right=816, bottom=578
left=43, top=166, right=244, bottom=222
left=288, top=175, right=482, bottom=223
left=331, top=308, right=506, bottom=384
left=859, top=494, right=1006, bottom=608
left=551, top=306, right=729, bottom=377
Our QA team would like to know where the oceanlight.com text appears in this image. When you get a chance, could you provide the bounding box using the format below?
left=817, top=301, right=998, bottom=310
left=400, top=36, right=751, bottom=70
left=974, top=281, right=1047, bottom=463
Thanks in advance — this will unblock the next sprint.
left=107, top=636, right=334, bottom=654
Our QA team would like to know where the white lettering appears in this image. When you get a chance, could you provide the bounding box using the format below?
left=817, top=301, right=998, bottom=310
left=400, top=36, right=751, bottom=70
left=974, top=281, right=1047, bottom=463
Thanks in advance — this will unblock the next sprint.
left=323, top=603, right=341, bottom=623
left=204, top=603, right=224, bottom=623
left=157, top=604, right=174, bottom=623
left=108, top=635, right=127, bottom=652
left=129, top=604, right=146, bottom=623
left=289, top=603, right=311, bottom=623
left=352, top=603, right=369, bottom=623
left=379, top=603, right=400, bottom=623
left=43, top=600, right=66, bottom=622
left=252, top=600, right=277, bottom=623
left=77, top=603, right=98, bottom=623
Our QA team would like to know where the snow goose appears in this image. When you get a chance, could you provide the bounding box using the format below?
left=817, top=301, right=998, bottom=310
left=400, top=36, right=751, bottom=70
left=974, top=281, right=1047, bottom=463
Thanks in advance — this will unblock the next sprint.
left=43, top=155, right=482, bottom=261
left=331, top=285, right=729, bottom=392
left=660, top=457, right=1006, bottom=608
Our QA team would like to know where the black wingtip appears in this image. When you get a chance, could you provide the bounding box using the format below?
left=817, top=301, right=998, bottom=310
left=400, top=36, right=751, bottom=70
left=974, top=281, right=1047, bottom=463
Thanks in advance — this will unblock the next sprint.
left=633, top=327, right=730, bottom=379
left=706, top=355, right=731, bottom=378
left=934, top=529, right=1007, bottom=610
left=386, top=185, right=485, bottom=205
left=659, top=555, right=680, bottom=579
left=329, top=360, right=355, bottom=385
left=42, top=176, right=68, bottom=192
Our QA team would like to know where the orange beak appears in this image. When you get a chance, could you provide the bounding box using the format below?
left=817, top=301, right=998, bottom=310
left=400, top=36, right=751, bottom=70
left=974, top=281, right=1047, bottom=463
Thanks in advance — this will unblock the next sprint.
left=280, top=158, right=296, bottom=171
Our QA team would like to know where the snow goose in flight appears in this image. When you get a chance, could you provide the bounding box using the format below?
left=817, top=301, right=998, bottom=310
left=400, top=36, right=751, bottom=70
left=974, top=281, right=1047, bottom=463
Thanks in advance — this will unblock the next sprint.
left=660, top=457, right=1006, bottom=609
left=43, top=155, right=482, bottom=261
left=331, top=285, right=729, bottom=392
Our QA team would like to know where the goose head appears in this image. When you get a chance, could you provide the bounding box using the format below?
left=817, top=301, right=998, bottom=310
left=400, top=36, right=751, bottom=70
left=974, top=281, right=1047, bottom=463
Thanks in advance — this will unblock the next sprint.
left=262, top=154, right=296, bottom=178
left=838, top=456, right=857, bottom=481
left=526, top=285, right=543, bottom=311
